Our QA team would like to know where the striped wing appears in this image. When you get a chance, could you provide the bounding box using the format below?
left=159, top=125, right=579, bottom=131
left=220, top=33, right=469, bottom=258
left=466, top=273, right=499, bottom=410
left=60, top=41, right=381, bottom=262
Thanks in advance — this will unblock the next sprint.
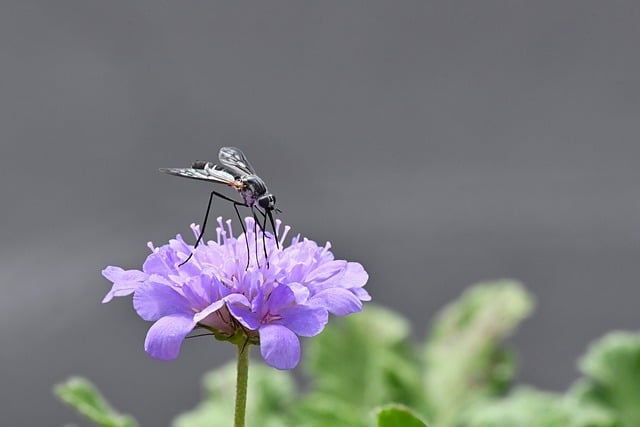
left=159, top=163, right=239, bottom=186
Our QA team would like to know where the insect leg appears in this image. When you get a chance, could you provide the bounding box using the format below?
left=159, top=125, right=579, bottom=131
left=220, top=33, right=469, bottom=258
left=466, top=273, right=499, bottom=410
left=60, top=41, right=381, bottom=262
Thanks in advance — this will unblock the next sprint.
left=253, top=207, right=266, bottom=225
left=260, top=208, right=269, bottom=267
left=232, top=202, right=252, bottom=270
left=180, top=189, right=244, bottom=267
left=250, top=206, right=263, bottom=267
left=266, top=209, right=279, bottom=249
left=254, top=207, right=279, bottom=249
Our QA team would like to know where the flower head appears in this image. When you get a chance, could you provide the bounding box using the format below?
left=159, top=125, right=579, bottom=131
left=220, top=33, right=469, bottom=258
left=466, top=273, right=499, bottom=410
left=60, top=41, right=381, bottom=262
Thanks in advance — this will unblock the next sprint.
left=102, top=217, right=370, bottom=369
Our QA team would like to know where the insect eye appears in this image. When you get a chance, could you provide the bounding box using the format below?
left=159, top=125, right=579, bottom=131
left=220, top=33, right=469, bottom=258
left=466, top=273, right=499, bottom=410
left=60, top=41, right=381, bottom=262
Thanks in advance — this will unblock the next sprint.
left=259, top=195, right=275, bottom=209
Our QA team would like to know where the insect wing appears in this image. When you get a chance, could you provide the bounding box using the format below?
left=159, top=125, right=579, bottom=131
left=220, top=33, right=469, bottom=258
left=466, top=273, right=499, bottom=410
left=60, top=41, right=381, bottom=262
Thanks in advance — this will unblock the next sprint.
left=159, top=165, right=237, bottom=185
left=218, top=146, right=257, bottom=178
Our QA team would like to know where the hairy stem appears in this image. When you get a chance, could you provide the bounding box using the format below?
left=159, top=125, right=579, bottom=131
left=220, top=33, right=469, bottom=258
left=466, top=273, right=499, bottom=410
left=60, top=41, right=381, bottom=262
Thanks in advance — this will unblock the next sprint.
left=234, top=342, right=250, bottom=427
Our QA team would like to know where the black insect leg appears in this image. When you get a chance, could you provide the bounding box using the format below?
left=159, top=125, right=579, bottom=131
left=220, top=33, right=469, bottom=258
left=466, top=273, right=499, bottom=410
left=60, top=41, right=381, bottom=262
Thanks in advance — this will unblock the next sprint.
left=179, top=189, right=244, bottom=267
left=232, top=202, right=253, bottom=270
left=255, top=207, right=280, bottom=250
left=251, top=206, right=267, bottom=268
left=260, top=208, right=270, bottom=267
left=252, top=207, right=259, bottom=265
left=267, top=209, right=279, bottom=249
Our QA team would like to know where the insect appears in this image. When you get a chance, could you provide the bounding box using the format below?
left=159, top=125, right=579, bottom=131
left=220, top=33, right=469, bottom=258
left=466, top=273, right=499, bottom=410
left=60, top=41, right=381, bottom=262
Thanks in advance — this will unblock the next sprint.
left=160, top=147, right=280, bottom=267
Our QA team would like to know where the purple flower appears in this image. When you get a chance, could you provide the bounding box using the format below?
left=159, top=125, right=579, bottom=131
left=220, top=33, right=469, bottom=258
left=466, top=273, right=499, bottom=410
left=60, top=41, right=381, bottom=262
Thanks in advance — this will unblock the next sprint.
left=102, top=217, right=370, bottom=370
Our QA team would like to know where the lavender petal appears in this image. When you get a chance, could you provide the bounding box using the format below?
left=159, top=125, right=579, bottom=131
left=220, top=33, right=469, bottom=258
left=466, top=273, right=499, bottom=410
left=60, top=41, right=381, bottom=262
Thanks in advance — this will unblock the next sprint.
left=304, top=260, right=347, bottom=284
left=133, top=280, right=190, bottom=321
left=279, top=305, right=328, bottom=337
left=101, top=266, right=146, bottom=303
left=341, top=262, right=369, bottom=289
left=144, top=314, right=197, bottom=360
left=259, top=324, right=301, bottom=370
left=309, top=288, right=363, bottom=316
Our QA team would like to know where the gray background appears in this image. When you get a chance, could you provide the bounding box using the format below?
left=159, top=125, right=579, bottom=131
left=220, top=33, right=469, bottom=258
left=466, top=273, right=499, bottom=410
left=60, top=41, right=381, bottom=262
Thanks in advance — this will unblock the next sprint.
left=2, top=1, right=639, bottom=425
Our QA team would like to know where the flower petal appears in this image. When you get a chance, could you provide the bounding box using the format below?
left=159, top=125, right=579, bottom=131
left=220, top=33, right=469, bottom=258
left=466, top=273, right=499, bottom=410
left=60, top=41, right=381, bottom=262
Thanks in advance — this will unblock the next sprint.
left=181, top=274, right=223, bottom=309
left=268, top=284, right=296, bottom=310
left=309, top=288, right=363, bottom=316
left=304, top=260, right=347, bottom=284
left=352, top=287, right=372, bottom=302
left=287, top=282, right=310, bottom=304
left=144, top=314, right=196, bottom=360
left=259, top=324, right=301, bottom=370
left=142, top=248, right=176, bottom=275
left=193, top=300, right=225, bottom=323
left=101, top=266, right=146, bottom=303
left=279, top=305, right=328, bottom=336
left=342, top=262, right=369, bottom=289
left=133, top=280, right=190, bottom=321
left=227, top=296, right=261, bottom=330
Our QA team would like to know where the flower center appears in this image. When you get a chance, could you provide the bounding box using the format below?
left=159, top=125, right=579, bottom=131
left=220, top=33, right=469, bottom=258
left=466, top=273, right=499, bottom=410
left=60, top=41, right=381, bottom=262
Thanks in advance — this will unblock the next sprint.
left=262, top=312, right=282, bottom=324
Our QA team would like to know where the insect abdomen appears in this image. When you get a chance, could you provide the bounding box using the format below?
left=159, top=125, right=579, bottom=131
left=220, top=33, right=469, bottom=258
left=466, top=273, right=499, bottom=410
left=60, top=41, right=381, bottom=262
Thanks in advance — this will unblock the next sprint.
left=192, top=160, right=213, bottom=169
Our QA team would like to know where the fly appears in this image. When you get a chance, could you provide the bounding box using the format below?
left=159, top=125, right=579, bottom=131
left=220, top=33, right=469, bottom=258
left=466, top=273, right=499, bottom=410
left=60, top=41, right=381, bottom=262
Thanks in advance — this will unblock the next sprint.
left=160, top=147, right=280, bottom=268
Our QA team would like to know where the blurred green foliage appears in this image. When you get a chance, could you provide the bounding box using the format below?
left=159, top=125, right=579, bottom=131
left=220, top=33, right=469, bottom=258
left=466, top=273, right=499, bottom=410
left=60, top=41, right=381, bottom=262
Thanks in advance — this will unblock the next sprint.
left=56, top=280, right=640, bottom=427
left=173, top=363, right=295, bottom=427
left=423, top=280, right=532, bottom=426
left=54, top=377, right=138, bottom=427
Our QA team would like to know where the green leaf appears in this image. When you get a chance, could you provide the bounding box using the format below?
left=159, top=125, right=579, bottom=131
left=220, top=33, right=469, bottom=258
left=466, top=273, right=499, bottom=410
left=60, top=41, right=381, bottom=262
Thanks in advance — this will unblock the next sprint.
left=376, top=404, right=428, bottom=427
left=463, top=387, right=617, bottom=427
left=54, top=377, right=138, bottom=427
left=562, top=392, right=619, bottom=427
left=569, top=331, right=640, bottom=427
left=423, top=280, right=533, bottom=426
left=463, top=388, right=566, bottom=427
left=173, top=360, right=296, bottom=427
left=292, top=305, right=424, bottom=427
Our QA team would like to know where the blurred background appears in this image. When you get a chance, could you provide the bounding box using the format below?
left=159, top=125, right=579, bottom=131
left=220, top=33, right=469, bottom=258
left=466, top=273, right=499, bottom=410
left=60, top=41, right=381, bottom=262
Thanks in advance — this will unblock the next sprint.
left=1, top=1, right=639, bottom=425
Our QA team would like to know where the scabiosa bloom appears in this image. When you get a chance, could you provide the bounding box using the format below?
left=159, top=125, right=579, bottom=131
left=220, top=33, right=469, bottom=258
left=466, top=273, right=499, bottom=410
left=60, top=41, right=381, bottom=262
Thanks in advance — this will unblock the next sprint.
left=102, top=217, right=370, bottom=370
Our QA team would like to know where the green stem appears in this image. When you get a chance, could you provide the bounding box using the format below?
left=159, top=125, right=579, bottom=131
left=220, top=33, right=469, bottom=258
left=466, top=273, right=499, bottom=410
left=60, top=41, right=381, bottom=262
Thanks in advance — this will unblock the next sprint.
left=234, top=342, right=250, bottom=427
